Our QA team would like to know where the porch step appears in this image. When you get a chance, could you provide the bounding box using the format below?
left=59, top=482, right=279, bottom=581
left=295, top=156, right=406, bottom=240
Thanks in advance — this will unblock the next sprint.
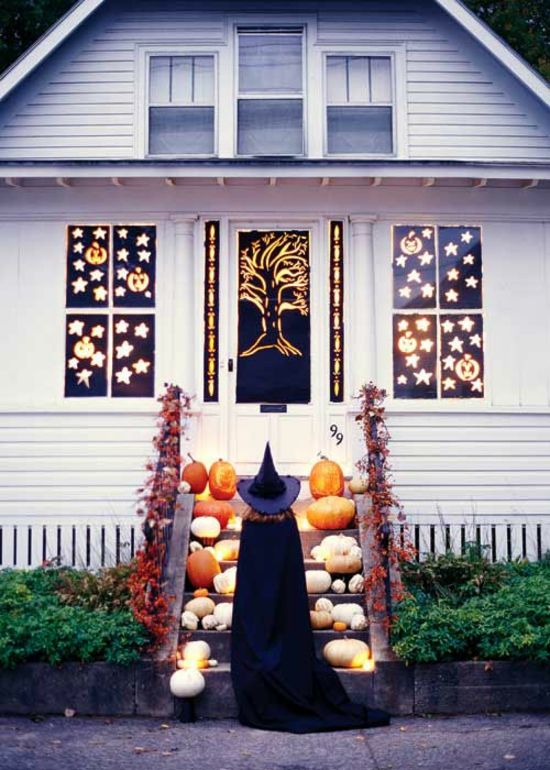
left=217, top=526, right=361, bottom=557
left=181, top=592, right=365, bottom=609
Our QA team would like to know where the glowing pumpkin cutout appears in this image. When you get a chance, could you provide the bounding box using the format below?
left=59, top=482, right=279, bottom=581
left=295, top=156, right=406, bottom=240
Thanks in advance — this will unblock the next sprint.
left=455, top=354, right=480, bottom=382
left=85, top=240, right=107, bottom=266
left=73, top=336, right=95, bottom=360
left=309, top=457, right=344, bottom=499
left=400, top=231, right=422, bottom=256
left=398, top=332, right=417, bottom=354
left=127, top=266, right=150, bottom=293
left=209, top=459, right=237, bottom=500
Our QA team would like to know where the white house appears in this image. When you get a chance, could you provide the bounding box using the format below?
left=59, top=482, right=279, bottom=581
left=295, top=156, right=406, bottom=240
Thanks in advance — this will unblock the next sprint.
left=0, top=0, right=549, bottom=567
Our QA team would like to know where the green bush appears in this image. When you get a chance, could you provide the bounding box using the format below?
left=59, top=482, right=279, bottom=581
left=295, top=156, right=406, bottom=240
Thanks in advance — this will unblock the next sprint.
left=0, top=566, right=150, bottom=669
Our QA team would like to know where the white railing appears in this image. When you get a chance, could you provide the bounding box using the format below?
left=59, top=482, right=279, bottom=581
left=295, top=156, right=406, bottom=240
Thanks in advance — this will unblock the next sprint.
left=0, top=517, right=143, bottom=570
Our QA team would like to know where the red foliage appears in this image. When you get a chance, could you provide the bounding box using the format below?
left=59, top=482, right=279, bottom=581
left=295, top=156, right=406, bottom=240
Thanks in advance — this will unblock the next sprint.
left=355, top=382, right=416, bottom=624
left=129, top=384, right=192, bottom=650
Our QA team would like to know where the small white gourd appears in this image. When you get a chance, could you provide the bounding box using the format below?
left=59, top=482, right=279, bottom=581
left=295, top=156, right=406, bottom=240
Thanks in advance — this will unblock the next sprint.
left=201, top=614, right=218, bottom=631
left=305, top=570, right=332, bottom=594
left=349, top=545, right=363, bottom=560
left=331, top=579, right=346, bottom=594
left=213, top=566, right=237, bottom=595
left=169, top=669, right=205, bottom=698
left=180, top=611, right=199, bottom=631
left=331, top=603, right=365, bottom=626
left=348, top=574, right=364, bottom=594
left=213, top=602, right=233, bottom=629
left=350, top=614, right=368, bottom=631
left=310, top=545, right=325, bottom=562
left=184, top=597, right=216, bottom=619
left=183, top=640, right=211, bottom=662
left=208, top=659, right=218, bottom=668
left=315, top=597, right=334, bottom=613
left=189, top=541, right=203, bottom=553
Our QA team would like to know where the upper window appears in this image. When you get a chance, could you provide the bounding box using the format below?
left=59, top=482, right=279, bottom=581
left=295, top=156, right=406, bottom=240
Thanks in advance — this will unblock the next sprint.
left=326, top=55, right=393, bottom=155
left=237, top=29, right=304, bottom=156
left=148, top=55, right=215, bottom=155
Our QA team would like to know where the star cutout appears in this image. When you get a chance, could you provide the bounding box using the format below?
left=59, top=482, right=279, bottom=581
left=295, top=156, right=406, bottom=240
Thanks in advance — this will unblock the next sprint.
left=73, top=259, right=86, bottom=272
left=449, top=336, right=464, bottom=353
left=465, top=276, right=479, bottom=289
left=397, top=374, right=408, bottom=385
left=416, top=318, right=430, bottom=332
left=144, top=290, right=152, bottom=298
left=115, top=366, right=133, bottom=385
left=117, top=267, right=129, bottom=280
left=471, top=378, right=483, bottom=393
left=441, top=319, right=455, bottom=334
left=458, top=317, right=475, bottom=333
left=447, top=268, right=460, bottom=281
left=442, top=377, right=456, bottom=391
left=115, top=286, right=126, bottom=297
left=395, top=255, right=408, bottom=268
left=91, top=325, right=105, bottom=338
left=414, top=369, right=433, bottom=386
left=115, top=320, right=129, bottom=334
left=93, top=286, right=108, bottom=302
left=134, top=322, right=150, bottom=338
left=115, top=340, right=134, bottom=359
left=405, top=353, right=420, bottom=369
left=67, top=357, right=79, bottom=370
left=91, top=351, right=106, bottom=368
left=68, top=320, right=84, bottom=336
left=422, top=228, right=433, bottom=239
left=73, top=242, right=84, bottom=254
left=136, top=233, right=150, bottom=247
left=421, top=283, right=435, bottom=298
left=470, top=334, right=482, bottom=348
left=137, top=250, right=151, bottom=263
left=399, top=286, right=412, bottom=299
left=442, top=355, right=456, bottom=371
left=76, top=369, right=93, bottom=388
left=117, top=248, right=129, bottom=262
left=463, top=254, right=475, bottom=265
left=444, top=242, right=458, bottom=257
left=445, top=289, right=459, bottom=303
left=418, top=251, right=434, bottom=266
left=72, top=227, right=83, bottom=239
left=420, top=339, right=434, bottom=353
left=133, top=358, right=151, bottom=374
left=72, top=277, right=88, bottom=294
left=461, top=230, right=474, bottom=244
left=93, top=227, right=107, bottom=240
left=117, top=228, right=128, bottom=239
left=89, top=269, right=103, bottom=282
left=407, top=269, right=422, bottom=284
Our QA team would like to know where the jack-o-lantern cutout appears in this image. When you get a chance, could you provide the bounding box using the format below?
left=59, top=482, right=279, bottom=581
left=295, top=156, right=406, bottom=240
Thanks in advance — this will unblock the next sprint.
left=455, top=353, right=480, bottom=382
left=398, top=331, right=418, bottom=354
left=85, top=240, right=108, bottom=266
left=400, top=230, right=422, bottom=256
left=73, top=335, right=95, bottom=360
left=127, top=266, right=150, bottom=293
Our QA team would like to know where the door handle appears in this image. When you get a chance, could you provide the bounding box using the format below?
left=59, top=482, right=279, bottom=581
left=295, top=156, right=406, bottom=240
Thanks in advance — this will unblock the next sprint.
left=228, top=358, right=234, bottom=373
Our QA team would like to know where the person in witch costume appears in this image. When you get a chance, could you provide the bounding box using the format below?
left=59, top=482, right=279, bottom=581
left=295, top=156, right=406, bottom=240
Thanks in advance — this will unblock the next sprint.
left=231, top=442, right=390, bottom=733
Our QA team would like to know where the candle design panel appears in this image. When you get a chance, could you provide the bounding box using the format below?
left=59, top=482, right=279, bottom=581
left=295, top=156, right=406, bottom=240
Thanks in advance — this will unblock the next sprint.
left=66, top=225, right=110, bottom=308
left=112, top=314, right=155, bottom=397
left=65, top=314, right=108, bottom=397
left=203, top=221, right=220, bottom=403
left=392, top=225, right=437, bottom=310
left=438, top=226, right=482, bottom=309
left=329, top=221, right=344, bottom=402
left=440, top=314, right=484, bottom=398
left=393, top=314, right=437, bottom=399
left=113, top=225, right=156, bottom=307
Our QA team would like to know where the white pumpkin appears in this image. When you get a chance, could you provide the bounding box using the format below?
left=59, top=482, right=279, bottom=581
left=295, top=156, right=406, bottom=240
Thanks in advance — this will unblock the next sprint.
left=208, top=659, right=218, bottom=668
left=325, top=554, right=363, bottom=575
left=315, top=597, right=334, bottom=613
left=305, top=570, right=332, bottom=594
left=332, top=579, right=346, bottom=594
left=349, top=545, right=363, bottom=560
left=180, top=610, right=199, bottom=631
left=310, top=610, right=333, bottom=630
left=201, top=614, right=218, bottom=631
left=183, top=640, right=211, bottom=662
left=323, top=639, right=370, bottom=669
left=310, top=545, right=325, bottom=562
left=213, top=602, right=233, bottom=629
left=350, top=614, right=368, bottom=631
left=331, top=603, right=365, bottom=626
left=213, top=566, right=237, bottom=595
left=320, top=534, right=358, bottom=558
left=348, top=476, right=368, bottom=495
left=190, top=516, right=221, bottom=541
left=348, top=574, right=364, bottom=593
left=184, top=597, right=216, bottom=619
left=189, top=541, right=203, bottom=553
left=169, top=669, right=205, bottom=698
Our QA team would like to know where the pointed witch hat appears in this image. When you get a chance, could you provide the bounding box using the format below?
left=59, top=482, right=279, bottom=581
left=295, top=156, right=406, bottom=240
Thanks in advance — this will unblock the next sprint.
left=237, top=442, right=300, bottom=515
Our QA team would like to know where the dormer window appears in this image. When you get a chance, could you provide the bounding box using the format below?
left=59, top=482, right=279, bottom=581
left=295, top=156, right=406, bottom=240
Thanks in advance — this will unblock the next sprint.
left=326, top=55, right=393, bottom=155
left=237, top=28, right=304, bottom=156
left=148, top=55, right=215, bottom=155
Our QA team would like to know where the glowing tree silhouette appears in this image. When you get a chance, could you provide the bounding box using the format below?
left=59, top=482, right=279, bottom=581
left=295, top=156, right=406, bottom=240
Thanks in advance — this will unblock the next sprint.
left=239, top=231, right=310, bottom=357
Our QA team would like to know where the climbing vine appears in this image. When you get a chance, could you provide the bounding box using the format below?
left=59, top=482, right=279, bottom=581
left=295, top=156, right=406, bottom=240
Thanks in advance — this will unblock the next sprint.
left=129, top=384, right=192, bottom=649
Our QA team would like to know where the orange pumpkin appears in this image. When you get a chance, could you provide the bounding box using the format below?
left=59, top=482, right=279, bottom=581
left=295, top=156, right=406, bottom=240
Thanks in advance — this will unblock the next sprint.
left=186, top=549, right=221, bottom=589
left=309, top=456, right=344, bottom=499
left=193, top=500, right=233, bottom=530
left=193, top=588, right=209, bottom=598
left=209, top=459, right=237, bottom=501
left=333, top=621, right=347, bottom=632
left=306, top=496, right=356, bottom=531
left=182, top=456, right=209, bottom=494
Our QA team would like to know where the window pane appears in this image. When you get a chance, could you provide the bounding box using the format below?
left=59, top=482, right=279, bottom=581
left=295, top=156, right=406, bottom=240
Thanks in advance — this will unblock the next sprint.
left=239, top=34, right=302, bottom=93
left=327, top=106, right=392, bottom=154
left=348, top=57, right=370, bottom=102
left=238, top=99, right=303, bottom=155
left=149, top=107, right=214, bottom=154
left=171, top=57, right=192, bottom=103
left=193, top=56, right=214, bottom=103
left=327, top=57, right=347, bottom=104
left=371, top=57, right=392, bottom=102
left=149, top=57, right=171, bottom=103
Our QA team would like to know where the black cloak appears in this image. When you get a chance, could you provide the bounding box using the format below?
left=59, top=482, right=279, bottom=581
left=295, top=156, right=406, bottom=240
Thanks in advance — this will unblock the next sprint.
left=230, top=513, right=390, bottom=733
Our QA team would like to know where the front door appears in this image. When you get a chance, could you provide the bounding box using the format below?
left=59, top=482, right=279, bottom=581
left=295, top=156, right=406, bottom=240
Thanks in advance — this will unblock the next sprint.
left=228, top=222, right=323, bottom=475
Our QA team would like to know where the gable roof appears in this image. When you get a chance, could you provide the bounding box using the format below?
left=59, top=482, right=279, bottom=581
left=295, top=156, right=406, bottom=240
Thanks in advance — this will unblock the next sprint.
left=0, top=0, right=549, bottom=109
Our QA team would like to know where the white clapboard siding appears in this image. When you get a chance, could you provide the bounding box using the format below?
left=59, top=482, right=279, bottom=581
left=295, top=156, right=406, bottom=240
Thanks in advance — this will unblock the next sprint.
left=0, top=0, right=548, bottom=160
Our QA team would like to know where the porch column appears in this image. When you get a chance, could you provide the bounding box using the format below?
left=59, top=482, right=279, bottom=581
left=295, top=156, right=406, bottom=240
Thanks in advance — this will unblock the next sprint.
left=172, top=216, right=198, bottom=395
left=350, top=215, right=378, bottom=390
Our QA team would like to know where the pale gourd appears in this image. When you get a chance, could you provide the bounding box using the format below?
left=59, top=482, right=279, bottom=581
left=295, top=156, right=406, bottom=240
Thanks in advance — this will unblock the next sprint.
left=201, top=614, right=218, bottom=631
left=315, top=597, right=334, bottom=613
left=325, top=554, right=363, bottom=575
left=213, top=602, right=233, bottom=629
left=332, top=579, right=346, bottom=594
left=181, top=610, right=199, bottom=631
left=183, top=640, right=211, bottom=662
left=178, top=480, right=192, bottom=495
left=320, top=534, right=358, bottom=558
left=348, top=574, right=364, bottom=593
left=310, top=545, right=325, bottom=562
left=349, top=545, right=363, bottom=560
left=169, top=669, right=206, bottom=698
left=213, top=566, right=237, bottom=595
left=331, top=603, right=365, bottom=626
left=213, top=539, right=240, bottom=562
left=305, top=570, right=332, bottom=594
left=208, top=659, right=219, bottom=668
left=184, top=597, right=216, bottom=619
left=190, top=516, right=221, bottom=542
left=189, top=541, right=203, bottom=553
left=323, top=638, right=370, bottom=669
left=350, top=614, right=368, bottom=631
left=348, top=476, right=368, bottom=495
left=310, top=610, right=333, bottom=630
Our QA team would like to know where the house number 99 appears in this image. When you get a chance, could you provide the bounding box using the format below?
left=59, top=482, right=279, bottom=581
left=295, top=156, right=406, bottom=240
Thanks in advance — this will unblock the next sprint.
left=329, top=424, right=344, bottom=446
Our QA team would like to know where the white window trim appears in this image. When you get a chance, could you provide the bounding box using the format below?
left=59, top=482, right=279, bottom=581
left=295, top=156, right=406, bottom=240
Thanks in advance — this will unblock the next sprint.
left=315, top=42, right=408, bottom=160
left=136, top=45, right=221, bottom=159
